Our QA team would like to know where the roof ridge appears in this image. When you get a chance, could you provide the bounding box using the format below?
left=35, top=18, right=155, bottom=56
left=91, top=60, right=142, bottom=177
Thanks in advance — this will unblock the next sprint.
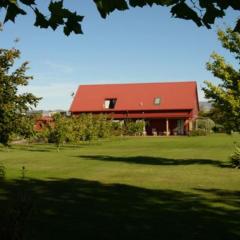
left=78, top=81, right=196, bottom=87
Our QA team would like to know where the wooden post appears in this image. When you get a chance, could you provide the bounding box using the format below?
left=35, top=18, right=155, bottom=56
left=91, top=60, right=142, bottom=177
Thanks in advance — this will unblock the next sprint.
left=189, top=120, right=193, bottom=132
left=166, top=118, right=170, bottom=136
left=143, top=120, right=146, bottom=136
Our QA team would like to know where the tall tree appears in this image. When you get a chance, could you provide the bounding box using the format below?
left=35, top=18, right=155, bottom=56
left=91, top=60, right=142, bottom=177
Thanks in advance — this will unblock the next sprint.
left=0, top=1, right=240, bottom=36
left=0, top=48, right=41, bottom=146
left=202, top=28, right=240, bottom=133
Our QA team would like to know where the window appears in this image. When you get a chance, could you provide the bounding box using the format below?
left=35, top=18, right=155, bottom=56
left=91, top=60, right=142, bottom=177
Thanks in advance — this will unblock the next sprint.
left=154, top=97, right=161, bottom=105
left=104, top=98, right=117, bottom=109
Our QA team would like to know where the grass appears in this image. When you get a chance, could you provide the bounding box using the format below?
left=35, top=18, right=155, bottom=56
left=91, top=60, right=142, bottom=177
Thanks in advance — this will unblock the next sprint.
left=0, top=134, right=240, bottom=239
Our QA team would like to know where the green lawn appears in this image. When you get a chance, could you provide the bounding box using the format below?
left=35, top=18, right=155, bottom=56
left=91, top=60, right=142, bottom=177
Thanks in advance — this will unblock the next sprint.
left=0, top=134, right=240, bottom=240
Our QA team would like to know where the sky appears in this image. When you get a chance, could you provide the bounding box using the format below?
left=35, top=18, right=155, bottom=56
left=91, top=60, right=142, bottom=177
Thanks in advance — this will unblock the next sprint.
left=0, top=1, right=239, bottom=110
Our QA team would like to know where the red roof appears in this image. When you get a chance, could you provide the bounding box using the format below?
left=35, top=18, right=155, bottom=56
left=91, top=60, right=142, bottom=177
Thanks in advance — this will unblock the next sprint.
left=69, top=81, right=199, bottom=114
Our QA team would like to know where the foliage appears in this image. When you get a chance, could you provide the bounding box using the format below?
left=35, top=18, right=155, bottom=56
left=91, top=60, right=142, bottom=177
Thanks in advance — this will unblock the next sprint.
left=199, top=106, right=226, bottom=132
left=193, top=118, right=215, bottom=134
left=70, top=114, right=98, bottom=142
left=202, top=28, right=240, bottom=134
left=124, top=120, right=145, bottom=136
left=111, top=121, right=124, bottom=136
left=1, top=1, right=240, bottom=36
left=70, top=114, right=115, bottom=141
left=230, top=143, right=240, bottom=168
left=94, top=114, right=112, bottom=138
left=17, top=115, right=36, bottom=143
left=0, top=48, right=41, bottom=146
left=34, top=126, right=50, bottom=143
left=189, top=129, right=208, bottom=136
left=34, top=115, right=146, bottom=144
left=48, top=114, right=70, bottom=150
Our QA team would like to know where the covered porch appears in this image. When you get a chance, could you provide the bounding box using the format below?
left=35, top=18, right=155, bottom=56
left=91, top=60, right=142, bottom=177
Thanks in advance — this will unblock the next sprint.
left=145, top=118, right=191, bottom=136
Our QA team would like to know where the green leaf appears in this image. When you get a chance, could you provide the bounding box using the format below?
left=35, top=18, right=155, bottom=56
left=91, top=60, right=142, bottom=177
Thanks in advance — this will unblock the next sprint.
left=19, top=0, right=35, bottom=5
left=234, top=19, right=240, bottom=33
left=199, top=1, right=225, bottom=27
left=229, top=0, right=240, bottom=10
left=129, top=0, right=178, bottom=8
left=48, top=0, right=65, bottom=30
left=64, top=12, right=84, bottom=36
left=94, top=0, right=129, bottom=18
left=34, top=9, right=49, bottom=28
left=4, top=3, right=26, bottom=23
left=171, top=2, right=202, bottom=27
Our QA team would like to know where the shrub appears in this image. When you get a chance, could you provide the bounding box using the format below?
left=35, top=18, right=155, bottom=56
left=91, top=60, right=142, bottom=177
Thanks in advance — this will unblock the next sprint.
left=70, top=114, right=98, bottom=142
left=212, top=124, right=225, bottom=133
left=189, top=129, right=208, bottom=136
left=93, top=114, right=112, bottom=139
left=230, top=143, right=240, bottom=168
left=111, top=121, right=123, bottom=136
left=17, top=116, right=36, bottom=143
left=34, top=127, right=49, bottom=143
left=193, top=118, right=215, bottom=134
left=48, top=114, right=70, bottom=150
left=124, top=120, right=145, bottom=136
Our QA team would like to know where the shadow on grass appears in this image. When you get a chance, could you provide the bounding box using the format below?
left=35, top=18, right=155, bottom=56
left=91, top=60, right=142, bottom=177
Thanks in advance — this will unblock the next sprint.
left=0, top=178, right=239, bottom=240
left=194, top=188, right=240, bottom=208
left=6, top=143, right=103, bottom=153
left=77, top=155, right=229, bottom=167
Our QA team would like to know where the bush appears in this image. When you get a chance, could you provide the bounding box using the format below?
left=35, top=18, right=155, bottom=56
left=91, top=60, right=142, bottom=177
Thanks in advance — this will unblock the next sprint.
left=34, top=127, right=49, bottom=143
left=189, top=129, right=208, bottom=136
left=230, top=143, right=240, bottom=168
left=48, top=114, right=70, bottom=150
left=212, top=124, right=225, bottom=133
left=193, top=118, right=215, bottom=134
left=94, top=114, right=112, bottom=139
left=111, top=121, right=123, bottom=136
left=124, top=120, right=145, bottom=136
left=70, top=114, right=110, bottom=142
left=32, top=114, right=147, bottom=144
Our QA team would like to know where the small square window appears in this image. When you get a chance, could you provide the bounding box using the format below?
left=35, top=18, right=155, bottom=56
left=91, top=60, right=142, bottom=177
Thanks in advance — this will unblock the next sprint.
left=154, top=97, right=161, bottom=105
left=104, top=98, right=117, bottom=109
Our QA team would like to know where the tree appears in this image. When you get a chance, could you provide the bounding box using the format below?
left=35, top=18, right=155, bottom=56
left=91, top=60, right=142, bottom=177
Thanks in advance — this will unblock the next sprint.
left=0, top=48, right=41, bottom=146
left=48, top=114, right=69, bottom=151
left=199, top=106, right=226, bottom=132
left=17, top=115, right=36, bottom=143
left=1, top=1, right=240, bottom=36
left=202, top=28, right=240, bottom=133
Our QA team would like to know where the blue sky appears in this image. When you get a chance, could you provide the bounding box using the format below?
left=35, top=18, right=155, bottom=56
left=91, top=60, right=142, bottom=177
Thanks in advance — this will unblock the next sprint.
left=1, top=1, right=239, bottom=110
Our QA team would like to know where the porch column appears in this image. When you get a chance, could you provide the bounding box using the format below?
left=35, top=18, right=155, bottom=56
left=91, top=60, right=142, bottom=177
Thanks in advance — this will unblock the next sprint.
left=143, top=120, right=147, bottom=136
left=189, top=120, right=193, bottom=131
left=166, top=118, right=170, bottom=136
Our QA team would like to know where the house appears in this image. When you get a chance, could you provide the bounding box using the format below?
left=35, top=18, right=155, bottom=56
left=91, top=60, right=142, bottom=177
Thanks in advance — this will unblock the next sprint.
left=34, top=116, right=54, bottom=131
left=69, top=81, right=199, bottom=135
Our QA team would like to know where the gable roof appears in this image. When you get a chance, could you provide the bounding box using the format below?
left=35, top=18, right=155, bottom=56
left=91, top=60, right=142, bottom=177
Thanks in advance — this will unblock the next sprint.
left=69, top=81, right=199, bottom=112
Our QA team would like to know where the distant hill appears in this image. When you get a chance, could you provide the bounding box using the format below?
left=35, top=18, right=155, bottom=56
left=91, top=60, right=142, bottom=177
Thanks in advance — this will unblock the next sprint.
left=199, top=101, right=212, bottom=112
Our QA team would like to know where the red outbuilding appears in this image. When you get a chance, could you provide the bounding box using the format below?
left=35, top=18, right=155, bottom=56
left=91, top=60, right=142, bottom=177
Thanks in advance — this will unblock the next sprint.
left=69, top=81, right=199, bottom=135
